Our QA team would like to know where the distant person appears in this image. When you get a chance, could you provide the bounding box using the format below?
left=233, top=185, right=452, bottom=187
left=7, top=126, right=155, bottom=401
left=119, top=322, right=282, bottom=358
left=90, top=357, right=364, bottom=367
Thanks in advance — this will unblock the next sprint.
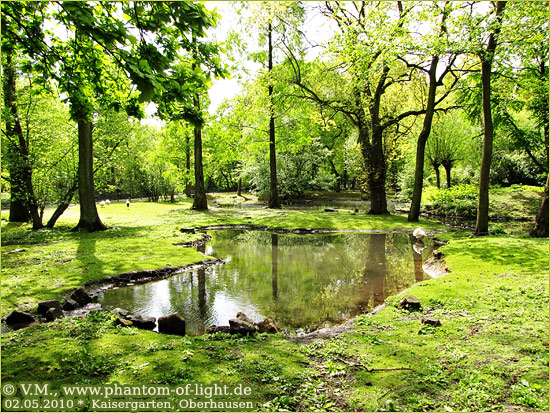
left=126, top=199, right=130, bottom=208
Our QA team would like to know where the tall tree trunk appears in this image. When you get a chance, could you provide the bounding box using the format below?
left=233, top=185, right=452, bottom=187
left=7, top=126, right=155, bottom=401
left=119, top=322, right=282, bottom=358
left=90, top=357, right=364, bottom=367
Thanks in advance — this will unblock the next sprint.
left=3, top=48, right=42, bottom=228
left=267, top=23, right=281, bottom=209
left=408, top=56, right=440, bottom=222
left=7, top=158, right=30, bottom=223
left=329, top=159, right=341, bottom=192
left=237, top=177, right=242, bottom=197
left=191, top=95, right=208, bottom=211
left=531, top=177, right=549, bottom=237
left=475, top=1, right=506, bottom=235
left=73, top=120, right=107, bottom=232
left=361, top=127, right=388, bottom=214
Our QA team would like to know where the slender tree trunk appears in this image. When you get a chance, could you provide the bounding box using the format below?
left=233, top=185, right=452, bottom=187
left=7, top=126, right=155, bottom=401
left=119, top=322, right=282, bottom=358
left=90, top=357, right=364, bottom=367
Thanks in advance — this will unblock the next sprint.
left=46, top=179, right=78, bottom=229
left=531, top=177, right=549, bottom=237
left=237, top=177, right=242, bottom=197
left=73, top=120, right=107, bottom=232
left=443, top=163, right=452, bottom=188
left=3, top=48, right=42, bottom=228
left=408, top=56, right=440, bottom=222
left=329, top=159, right=341, bottom=192
left=191, top=95, right=208, bottom=210
left=185, top=133, right=192, bottom=197
left=475, top=1, right=506, bottom=236
left=267, top=23, right=281, bottom=209
left=433, top=164, right=441, bottom=189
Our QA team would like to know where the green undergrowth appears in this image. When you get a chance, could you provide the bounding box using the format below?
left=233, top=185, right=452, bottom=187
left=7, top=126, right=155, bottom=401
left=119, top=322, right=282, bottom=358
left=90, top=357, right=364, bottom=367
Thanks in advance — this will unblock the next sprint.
left=1, top=200, right=445, bottom=314
left=2, top=219, right=548, bottom=411
left=423, top=184, right=544, bottom=224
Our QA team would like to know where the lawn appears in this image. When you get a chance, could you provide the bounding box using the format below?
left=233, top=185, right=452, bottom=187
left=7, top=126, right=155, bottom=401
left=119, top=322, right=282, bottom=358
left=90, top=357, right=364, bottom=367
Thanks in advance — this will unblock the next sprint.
left=1, top=192, right=548, bottom=411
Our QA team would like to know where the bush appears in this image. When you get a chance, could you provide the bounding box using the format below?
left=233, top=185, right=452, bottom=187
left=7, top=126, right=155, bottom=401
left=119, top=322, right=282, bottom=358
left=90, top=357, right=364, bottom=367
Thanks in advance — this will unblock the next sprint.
left=423, top=185, right=478, bottom=218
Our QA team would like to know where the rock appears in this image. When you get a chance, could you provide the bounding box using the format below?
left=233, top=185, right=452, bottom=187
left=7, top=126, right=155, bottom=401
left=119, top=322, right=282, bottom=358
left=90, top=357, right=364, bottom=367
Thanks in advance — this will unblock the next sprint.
left=112, top=308, right=129, bottom=318
left=70, top=288, right=93, bottom=306
left=422, top=317, right=441, bottom=327
left=45, top=307, right=63, bottom=322
left=206, top=325, right=231, bottom=334
left=63, top=298, right=79, bottom=311
left=236, top=312, right=256, bottom=325
left=5, top=310, right=36, bottom=325
left=158, top=313, right=186, bottom=336
left=37, top=300, right=63, bottom=316
left=180, top=227, right=196, bottom=233
left=229, top=314, right=258, bottom=335
left=324, top=208, right=338, bottom=212
left=127, top=314, right=156, bottom=330
left=114, top=317, right=133, bottom=327
left=256, top=316, right=281, bottom=333
left=398, top=295, right=422, bottom=311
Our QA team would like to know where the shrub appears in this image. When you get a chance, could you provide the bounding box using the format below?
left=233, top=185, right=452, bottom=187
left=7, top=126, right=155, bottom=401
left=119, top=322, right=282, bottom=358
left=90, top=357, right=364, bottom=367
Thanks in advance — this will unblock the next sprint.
left=423, top=185, right=478, bottom=218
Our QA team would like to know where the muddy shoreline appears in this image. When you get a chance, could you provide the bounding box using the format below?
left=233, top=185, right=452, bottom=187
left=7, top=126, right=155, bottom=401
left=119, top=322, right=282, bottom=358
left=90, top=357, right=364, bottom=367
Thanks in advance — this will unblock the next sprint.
left=187, top=224, right=454, bottom=235
left=83, top=258, right=224, bottom=293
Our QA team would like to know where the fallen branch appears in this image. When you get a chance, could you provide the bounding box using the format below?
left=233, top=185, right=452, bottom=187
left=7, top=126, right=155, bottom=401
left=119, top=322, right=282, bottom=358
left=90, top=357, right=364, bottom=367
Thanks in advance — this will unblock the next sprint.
left=335, top=358, right=413, bottom=372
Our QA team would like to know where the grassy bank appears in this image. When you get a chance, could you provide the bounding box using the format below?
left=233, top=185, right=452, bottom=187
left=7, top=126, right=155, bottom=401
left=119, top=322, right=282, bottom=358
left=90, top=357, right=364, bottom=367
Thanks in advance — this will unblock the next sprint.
left=2, top=234, right=547, bottom=411
left=1, top=198, right=548, bottom=411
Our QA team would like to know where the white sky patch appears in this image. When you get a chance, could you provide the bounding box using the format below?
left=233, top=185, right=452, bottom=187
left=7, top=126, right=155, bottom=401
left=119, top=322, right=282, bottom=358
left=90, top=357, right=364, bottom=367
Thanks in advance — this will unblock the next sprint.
left=205, top=1, right=337, bottom=114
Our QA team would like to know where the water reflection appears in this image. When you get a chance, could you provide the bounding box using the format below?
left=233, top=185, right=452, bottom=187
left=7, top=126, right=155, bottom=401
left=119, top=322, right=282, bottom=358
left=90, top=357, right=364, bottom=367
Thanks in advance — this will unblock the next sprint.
left=99, top=230, right=432, bottom=335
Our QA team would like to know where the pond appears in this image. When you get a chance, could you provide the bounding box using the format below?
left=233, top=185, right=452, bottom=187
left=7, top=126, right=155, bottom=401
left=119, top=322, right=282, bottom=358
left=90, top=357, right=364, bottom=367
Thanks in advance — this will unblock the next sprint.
left=99, top=230, right=433, bottom=335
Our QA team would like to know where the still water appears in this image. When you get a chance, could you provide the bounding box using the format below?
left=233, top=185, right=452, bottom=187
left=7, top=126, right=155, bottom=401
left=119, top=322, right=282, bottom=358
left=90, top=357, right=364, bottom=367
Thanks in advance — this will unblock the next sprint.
left=99, top=230, right=430, bottom=335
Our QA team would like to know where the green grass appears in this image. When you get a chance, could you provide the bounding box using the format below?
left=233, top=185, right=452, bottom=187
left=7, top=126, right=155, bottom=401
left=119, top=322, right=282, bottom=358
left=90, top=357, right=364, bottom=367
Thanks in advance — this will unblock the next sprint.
left=1, top=197, right=548, bottom=411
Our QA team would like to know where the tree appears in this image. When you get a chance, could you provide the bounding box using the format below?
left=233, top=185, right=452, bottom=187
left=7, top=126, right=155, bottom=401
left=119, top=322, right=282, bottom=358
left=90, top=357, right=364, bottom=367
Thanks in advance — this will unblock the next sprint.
left=1, top=2, right=46, bottom=228
left=475, top=1, right=506, bottom=235
left=191, top=91, right=208, bottom=210
left=406, top=2, right=461, bottom=221
left=289, top=2, right=442, bottom=214
left=426, top=112, right=471, bottom=189
left=240, top=1, right=305, bottom=209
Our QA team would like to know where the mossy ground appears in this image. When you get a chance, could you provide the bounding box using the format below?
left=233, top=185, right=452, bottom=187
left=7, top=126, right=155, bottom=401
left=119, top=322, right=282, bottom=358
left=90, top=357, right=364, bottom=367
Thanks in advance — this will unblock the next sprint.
left=1, top=192, right=548, bottom=411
